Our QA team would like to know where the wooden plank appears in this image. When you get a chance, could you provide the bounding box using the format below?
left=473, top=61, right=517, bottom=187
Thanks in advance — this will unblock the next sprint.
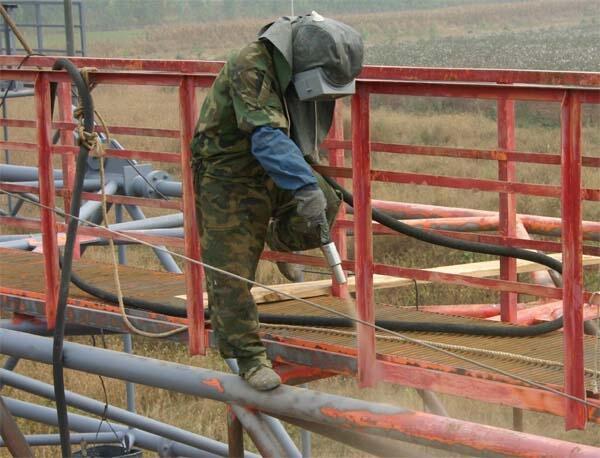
left=175, top=253, right=600, bottom=304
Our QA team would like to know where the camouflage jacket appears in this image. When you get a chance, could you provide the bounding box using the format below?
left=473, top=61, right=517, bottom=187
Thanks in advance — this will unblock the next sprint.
left=191, top=41, right=289, bottom=181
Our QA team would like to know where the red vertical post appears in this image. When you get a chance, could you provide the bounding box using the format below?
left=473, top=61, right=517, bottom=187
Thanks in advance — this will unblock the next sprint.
left=179, top=76, right=205, bottom=355
left=35, top=73, right=60, bottom=328
left=352, top=86, right=376, bottom=387
left=58, top=82, right=75, bottom=219
left=497, top=97, right=518, bottom=322
left=328, top=101, right=349, bottom=298
left=560, top=91, right=586, bottom=430
left=57, top=82, right=79, bottom=256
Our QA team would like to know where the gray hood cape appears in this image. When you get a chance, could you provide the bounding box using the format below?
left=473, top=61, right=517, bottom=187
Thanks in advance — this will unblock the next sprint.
left=258, top=14, right=363, bottom=159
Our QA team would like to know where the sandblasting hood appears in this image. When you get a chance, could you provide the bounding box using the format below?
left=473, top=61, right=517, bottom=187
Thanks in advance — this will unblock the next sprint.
left=259, top=12, right=363, bottom=159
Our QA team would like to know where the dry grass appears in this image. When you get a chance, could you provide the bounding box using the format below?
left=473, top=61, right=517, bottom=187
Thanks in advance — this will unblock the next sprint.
left=2, top=1, right=600, bottom=455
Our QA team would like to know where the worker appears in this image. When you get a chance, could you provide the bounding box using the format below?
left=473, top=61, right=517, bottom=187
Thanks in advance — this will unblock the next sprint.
left=191, top=12, right=363, bottom=390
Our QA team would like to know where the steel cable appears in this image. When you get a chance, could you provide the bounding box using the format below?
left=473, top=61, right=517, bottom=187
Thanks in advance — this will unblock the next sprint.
left=1, top=188, right=598, bottom=410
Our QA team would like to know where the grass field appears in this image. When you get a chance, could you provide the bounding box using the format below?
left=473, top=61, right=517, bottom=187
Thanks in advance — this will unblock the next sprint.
left=2, top=0, right=600, bottom=456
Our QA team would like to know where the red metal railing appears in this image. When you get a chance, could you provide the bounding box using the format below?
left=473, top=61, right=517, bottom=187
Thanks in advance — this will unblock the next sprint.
left=1, top=56, right=598, bottom=429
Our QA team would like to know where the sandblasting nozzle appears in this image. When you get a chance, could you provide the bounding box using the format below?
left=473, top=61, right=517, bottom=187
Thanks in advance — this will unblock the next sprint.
left=321, top=242, right=347, bottom=284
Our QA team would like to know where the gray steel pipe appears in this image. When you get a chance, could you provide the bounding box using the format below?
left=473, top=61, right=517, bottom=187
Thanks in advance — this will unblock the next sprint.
left=0, top=369, right=254, bottom=458
left=155, top=180, right=182, bottom=198
left=0, top=164, right=62, bottom=182
left=229, top=403, right=288, bottom=457
left=125, top=205, right=181, bottom=273
left=10, top=179, right=101, bottom=191
left=4, top=397, right=220, bottom=458
left=111, top=211, right=183, bottom=231
left=278, top=414, right=419, bottom=458
left=416, top=389, right=448, bottom=417
left=225, top=359, right=301, bottom=458
left=3, top=329, right=598, bottom=457
left=0, top=432, right=125, bottom=447
left=0, top=234, right=35, bottom=242
left=0, top=319, right=115, bottom=337
left=79, top=180, right=119, bottom=224
left=83, top=228, right=184, bottom=246
left=0, top=238, right=32, bottom=250
left=0, top=356, right=19, bottom=390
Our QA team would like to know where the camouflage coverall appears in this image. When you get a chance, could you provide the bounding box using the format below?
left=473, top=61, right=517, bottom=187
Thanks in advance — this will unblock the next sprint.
left=191, top=41, right=340, bottom=375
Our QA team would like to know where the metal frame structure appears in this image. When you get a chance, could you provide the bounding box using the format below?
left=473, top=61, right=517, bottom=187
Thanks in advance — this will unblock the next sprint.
left=0, top=55, right=599, bottom=456
left=1, top=0, right=86, bottom=56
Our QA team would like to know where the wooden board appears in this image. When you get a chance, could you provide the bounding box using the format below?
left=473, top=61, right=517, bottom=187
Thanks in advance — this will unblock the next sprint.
left=175, top=253, right=600, bottom=304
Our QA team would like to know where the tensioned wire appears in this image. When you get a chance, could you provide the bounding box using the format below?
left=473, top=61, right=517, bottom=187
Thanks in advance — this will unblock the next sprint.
left=1, top=187, right=598, bottom=409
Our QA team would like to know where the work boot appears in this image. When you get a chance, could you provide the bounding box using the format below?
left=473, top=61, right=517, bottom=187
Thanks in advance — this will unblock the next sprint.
left=242, top=365, right=281, bottom=391
left=276, top=259, right=305, bottom=283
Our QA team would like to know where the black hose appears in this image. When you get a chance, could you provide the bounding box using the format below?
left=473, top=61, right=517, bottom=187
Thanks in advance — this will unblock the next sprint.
left=52, top=69, right=569, bottom=405
left=311, top=160, right=564, bottom=275
left=315, top=171, right=565, bottom=335
left=63, top=157, right=567, bottom=337
left=50, top=58, right=95, bottom=458
left=68, top=262, right=565, bottom=336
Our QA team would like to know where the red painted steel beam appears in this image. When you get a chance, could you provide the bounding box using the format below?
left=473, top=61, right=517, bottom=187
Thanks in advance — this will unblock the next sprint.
left=58, top=83, right=75, bottom=235
left=76, top=193, right=182, bottom=210
left=34, top=73, right=60, bottom=329
left=336, top=218, right=600, bottom=256
left=0, top=183, right=181, bottom=210
left=362, top=200, right=600, bottom=241
left=359, top=66, right=600, bottom=87
left=351, top=86, right=376, bottom=387
left=4, top=55, right=600, bottom=87
left=0, top=68, right=216, bottom=88
left=52, top=121, right=180, bottom=139
left=561, top=92, right=587, bottom=430
left=328, top=102, right=349, bottom=298
left=362, top=80, right=566, bottom=102
left=377, top=360, right=600, bottom=423
left=178, top=76, right=204, bottom=355
left=498, top=98, right=518, bottom=322
left=345, top=215, right=500, bottom=232
left=51, top=144, right=182, bottom=163
left=315, top=164, right=599, bottom=201
left=374, top=263, right=563, bottom=300
left=272, top=362, right=336, bottom=385
left=0, top=55, right=225, bottom=73
left=488, top=301, right=600, bottom=325
left=4, top=289, right=600, bottom=426
left=413, top=303, right=527, bottom=318
left=0, top=118, right=180, bottom=139
left=0, top=216, right=185, bottom=248
left=0, top=140, right=37, bottom=152
left=322, top=139, right=600, bottom=168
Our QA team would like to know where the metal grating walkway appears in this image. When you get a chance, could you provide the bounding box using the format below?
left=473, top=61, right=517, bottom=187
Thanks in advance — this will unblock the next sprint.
left=1, top=247, right=598, bottom=393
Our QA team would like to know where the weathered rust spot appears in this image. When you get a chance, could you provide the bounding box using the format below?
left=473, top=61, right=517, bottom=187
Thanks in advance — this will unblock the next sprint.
left=202, top=378, right=224, bottom=393
left=320, top=407, right=403, bottom=430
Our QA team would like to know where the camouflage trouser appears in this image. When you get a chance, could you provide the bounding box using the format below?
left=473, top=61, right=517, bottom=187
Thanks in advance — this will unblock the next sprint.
left=194, top=170, right=341, bottom=376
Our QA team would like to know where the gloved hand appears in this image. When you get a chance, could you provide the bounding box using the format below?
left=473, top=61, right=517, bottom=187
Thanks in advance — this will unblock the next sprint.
left=294, top=185, right=327, bottom=228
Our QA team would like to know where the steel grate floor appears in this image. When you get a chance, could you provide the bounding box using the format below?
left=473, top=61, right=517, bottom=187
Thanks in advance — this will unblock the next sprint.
left=1, top=248, right=598, bottom=392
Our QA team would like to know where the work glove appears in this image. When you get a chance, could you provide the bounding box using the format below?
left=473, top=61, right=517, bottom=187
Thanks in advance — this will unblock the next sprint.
left=294, top=185, right=327, bottom=229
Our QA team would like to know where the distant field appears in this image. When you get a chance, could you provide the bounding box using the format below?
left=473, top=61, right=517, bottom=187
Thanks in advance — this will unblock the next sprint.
left=2, top=1, right=600, bottom=456
left=81, top=0, right=600, bottom=71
